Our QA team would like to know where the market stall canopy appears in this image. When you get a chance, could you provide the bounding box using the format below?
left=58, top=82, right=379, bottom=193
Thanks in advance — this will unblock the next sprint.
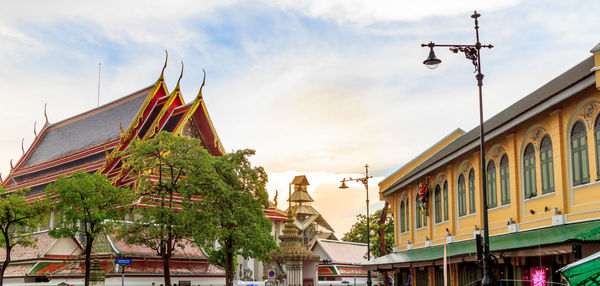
left=559, top=250, right=600, bottom=286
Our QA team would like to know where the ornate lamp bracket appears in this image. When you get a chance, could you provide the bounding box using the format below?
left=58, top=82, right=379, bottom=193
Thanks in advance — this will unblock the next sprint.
left=450, top=46, right=479, bottom=71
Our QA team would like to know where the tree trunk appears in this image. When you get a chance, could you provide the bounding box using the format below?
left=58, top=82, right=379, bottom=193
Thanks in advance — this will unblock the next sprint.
left=163, top=253, right=172, bottom=286
left=378, top=201, right=390, bottom=286
left=224, top=239, right=234, bottom=286
left=0, top=245, right=11, bottom=286
left=84, top=236, right=94, bottom=286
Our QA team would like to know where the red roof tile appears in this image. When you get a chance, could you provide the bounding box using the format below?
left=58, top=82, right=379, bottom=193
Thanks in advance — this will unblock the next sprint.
left=264, top=208, right=287, bottom=221
left=4, top=263, right=34, bottom=276
left=112, top=236, right=207, bottom=258
left=0, top=233, right=55, bottom=260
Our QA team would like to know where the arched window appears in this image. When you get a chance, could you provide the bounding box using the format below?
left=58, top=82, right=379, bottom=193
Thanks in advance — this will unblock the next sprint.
left=468, top=169, right=476, bottom=214
left=405, top=199, right=409, bottom=231
left=416, top=194, right=422, bottom=228
left=400, top=201, right=405, bottom=233
left=571, top=121, right=590, bottom=186
left=524, top=143, right=537, bottom=198
left=486, top=160, right=497, bottom=208
left=457, top=174, right=466, bottom=216
left=443, top=181, right=449, bottom=221
left=500, top=155, right=510, bottom=205
left=434, top=184, right=442, bottom=223
left=540, top=135, right=555, bottom=194
left=595, top=115, right=600, bottom=178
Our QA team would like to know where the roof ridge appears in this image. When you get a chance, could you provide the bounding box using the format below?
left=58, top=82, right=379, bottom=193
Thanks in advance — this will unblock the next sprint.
left=321, top=239, right=368, bottom=246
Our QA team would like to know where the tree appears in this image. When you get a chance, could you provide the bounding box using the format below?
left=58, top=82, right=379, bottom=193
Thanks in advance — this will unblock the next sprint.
left=47, top=171, right=134, bottom=286
left=192, top=149, right=277, bottom=286
left=0, top=188, right=48, bottom=286
left=342, top=207, right=394, bottom=258
left=120, top=132, right=215, bottom=286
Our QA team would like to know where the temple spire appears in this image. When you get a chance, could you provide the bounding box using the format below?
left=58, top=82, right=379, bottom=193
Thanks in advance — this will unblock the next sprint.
left=44, top=103, right=48, bottom=125
left=198, top=69, right=206, bottom=99
left=174, top=61, right=184, bottom=91
left=159, top=50, right=168, bottom=81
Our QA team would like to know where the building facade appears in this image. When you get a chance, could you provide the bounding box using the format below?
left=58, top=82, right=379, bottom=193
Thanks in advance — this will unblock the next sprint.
left=365, top=44, right=600, bottom=285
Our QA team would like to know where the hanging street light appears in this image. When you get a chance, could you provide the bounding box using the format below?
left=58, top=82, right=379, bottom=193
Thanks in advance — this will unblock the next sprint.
left=420, top=10, right=494, bottom=286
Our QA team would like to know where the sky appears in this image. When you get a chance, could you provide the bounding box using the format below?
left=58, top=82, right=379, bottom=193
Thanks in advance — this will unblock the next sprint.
left=1, top=0, right=600, bottom=237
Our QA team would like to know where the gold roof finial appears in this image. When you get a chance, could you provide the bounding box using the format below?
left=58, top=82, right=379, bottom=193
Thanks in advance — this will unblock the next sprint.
left=174, top=61, right=184, bottom=91
left=159, top=50, right=168, bottom=81
left=9, top=159, right=14, bottom=170
left=44, top=103, right=48, bottom=125
left=21, top=138, right=24, bottom=154
left=0, top=173, right=3, bottom=185
left=33, top=121, right=37, bottom=137
left=198, top=69, right=206, bottom=98
left=273, top=189, right=278, bottom=207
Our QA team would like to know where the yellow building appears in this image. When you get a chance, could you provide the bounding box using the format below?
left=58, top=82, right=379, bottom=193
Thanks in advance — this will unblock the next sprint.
left=364, top=44, right=600, bottom=286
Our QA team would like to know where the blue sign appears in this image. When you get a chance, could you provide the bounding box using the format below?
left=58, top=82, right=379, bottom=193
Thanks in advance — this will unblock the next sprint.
left=115, top=258, right=131, bottom=265
left=268, top=270, right=276, bottom=278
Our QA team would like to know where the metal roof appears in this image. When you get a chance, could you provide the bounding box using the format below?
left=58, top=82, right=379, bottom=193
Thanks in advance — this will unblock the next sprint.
left=382, top=55, right=595, bottom=196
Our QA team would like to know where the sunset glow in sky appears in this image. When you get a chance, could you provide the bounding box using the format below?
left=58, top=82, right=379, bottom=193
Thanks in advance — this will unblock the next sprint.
left=1, top=0, right=599, bottom=236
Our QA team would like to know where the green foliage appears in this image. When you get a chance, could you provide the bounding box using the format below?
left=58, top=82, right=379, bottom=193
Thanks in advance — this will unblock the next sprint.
left=191, top=149, right=277, bottom=286
left=118, top=132, right=276, bottom=286
left=0, top=188, right=48, bottom=247
left=120, top=132, right=214, bottom=252
left=204, top=247, right=236, bottom=272
left=341, top=208, right=394, bottom=258
left=0, top=188, right=49, bottom=285
left=119, top=132, right=215, bottom=286
left=46, top=171, right=134, bottom=286
left=47, top=171, right=133, bottom=240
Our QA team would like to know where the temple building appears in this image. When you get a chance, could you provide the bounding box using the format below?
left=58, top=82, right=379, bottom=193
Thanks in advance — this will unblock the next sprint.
left=286, top=176, right=337, bottom=245
left=0, top=62, right=226, bottom=285
left=239, top=175, right=354, bottom=286
left=364, top=43, right=600, bottom=285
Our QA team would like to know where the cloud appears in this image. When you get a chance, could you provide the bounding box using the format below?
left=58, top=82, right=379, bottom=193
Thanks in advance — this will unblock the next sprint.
left=1, top=0, right=600, bottom=237
left=275, top=0, right=522, bottom=24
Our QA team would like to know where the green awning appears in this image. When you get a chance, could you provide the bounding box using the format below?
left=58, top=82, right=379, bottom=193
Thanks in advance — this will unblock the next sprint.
left=364, top=220, right=600, bottom=267
left=559, top=251, right=600, bottom=286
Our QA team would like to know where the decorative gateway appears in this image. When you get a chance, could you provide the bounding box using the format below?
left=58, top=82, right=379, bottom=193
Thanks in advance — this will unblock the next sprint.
left=417, top=182, right=429, bottom=216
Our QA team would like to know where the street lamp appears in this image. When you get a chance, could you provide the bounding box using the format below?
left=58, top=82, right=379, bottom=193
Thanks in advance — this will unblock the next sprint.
left=339, top=164, right=373, bottom=286
left=421, top=11, right=494, bottom=286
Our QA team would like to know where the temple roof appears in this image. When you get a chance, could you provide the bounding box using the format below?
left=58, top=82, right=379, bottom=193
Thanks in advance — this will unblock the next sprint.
left=291, top=175, right=309, bottom=186
left=289, top=186, right=314, bottom=203
left=0, top=232, right=81, bottom=261
left=311, top=239, right=367, bottom=264
left=264, top=207, right=288, bottom=221
left=22, top=86, right=152, bottom=168
left=110, top=235, right=208, bottom=258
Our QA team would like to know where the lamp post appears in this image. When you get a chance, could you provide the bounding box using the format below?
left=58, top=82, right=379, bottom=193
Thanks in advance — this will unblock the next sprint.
left=420, top=11, right=494, bottom=286
left=340, top=164, right=373, bottom=286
